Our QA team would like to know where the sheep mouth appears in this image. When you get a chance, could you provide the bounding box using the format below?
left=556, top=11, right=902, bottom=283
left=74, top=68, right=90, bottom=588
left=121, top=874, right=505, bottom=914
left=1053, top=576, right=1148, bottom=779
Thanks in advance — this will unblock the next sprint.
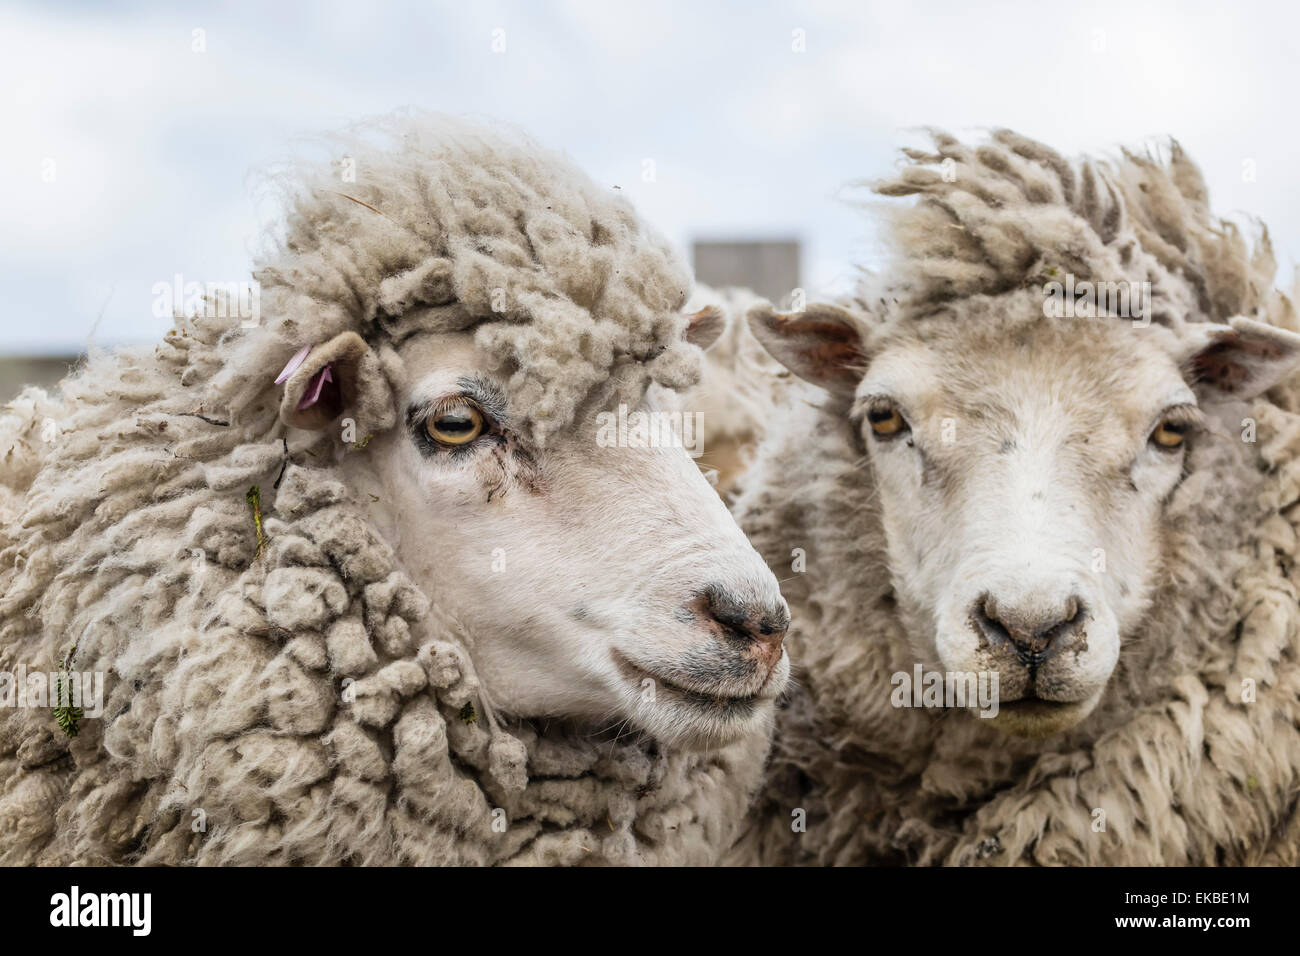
left=995, top=697, right=1076, bottom=717
left=986, top=693, right=1101, bottom=737
left=611, top=652, right=764, bottom=714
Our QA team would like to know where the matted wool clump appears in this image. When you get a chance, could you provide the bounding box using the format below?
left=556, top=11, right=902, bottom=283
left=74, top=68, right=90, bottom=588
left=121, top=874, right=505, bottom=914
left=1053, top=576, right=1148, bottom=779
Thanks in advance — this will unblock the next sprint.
left=0, top=114, right=764, bottom=865
left=865, top=129, right=1282, bottom=332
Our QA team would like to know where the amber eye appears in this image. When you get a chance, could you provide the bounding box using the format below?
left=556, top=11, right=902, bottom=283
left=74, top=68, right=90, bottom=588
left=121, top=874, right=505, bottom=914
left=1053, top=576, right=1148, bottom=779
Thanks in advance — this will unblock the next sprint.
left=1150, top=419, right=1187, bottom=450
left=867, top=405, right=907, bottom=438
left=426, top=404, right=485, bottom=446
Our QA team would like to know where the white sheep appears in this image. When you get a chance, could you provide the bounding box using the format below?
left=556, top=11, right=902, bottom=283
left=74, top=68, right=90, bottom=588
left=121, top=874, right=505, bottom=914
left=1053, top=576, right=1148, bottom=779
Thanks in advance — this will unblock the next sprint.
left=0, top=114, right=791, bottom=866
left=680, top=285, right=794, bottom=496
left=725, top=130, right=1300, bottom=865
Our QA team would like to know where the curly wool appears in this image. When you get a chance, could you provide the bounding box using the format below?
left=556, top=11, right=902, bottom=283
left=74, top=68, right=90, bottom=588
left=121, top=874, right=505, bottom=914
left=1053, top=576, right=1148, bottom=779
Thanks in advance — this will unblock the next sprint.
left=863, top=129, right=1280, bottom=332
left=0, top=114, right=764, bottom=865
left=729, top=131, right=1300, bottom=866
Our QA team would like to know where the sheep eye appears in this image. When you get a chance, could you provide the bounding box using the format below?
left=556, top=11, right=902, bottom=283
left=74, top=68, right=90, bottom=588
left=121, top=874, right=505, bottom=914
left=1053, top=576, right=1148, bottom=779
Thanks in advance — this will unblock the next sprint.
left=426, top=404, right=485, bottom=446
left=867, top=404, right=908, bottom=438
left=1149, top=418, right=1187, bottom=451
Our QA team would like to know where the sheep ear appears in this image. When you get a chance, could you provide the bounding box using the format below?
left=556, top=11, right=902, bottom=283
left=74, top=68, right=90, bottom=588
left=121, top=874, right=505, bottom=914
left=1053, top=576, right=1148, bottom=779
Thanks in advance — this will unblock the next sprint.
left=1182, top=317, right=1300, bottom=403
left=683, top=305, right=726, bottom=350
left=747, top=302, right=869, bottom=395
left=278, top=331, right=393, bottom=432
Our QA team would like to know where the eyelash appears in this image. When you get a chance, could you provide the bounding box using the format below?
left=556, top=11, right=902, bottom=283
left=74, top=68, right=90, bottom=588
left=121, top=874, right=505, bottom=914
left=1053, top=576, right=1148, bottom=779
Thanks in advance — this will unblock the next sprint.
left=859, top=402, right=1201, bottom=455
left=408, top=399, right=501, bottom=457
left=1147, top=405, right=1203, bottom=453
left=864, top=401, right=910, bottom=441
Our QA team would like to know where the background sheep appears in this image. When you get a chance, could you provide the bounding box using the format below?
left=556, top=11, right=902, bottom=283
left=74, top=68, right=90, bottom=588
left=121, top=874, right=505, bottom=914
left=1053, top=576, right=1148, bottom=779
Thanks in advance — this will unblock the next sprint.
left=680, top=285, right=795, bottom=496
left=0, top=114, right=792, bottom=866
left=728, top=130, right=1300, bottom=865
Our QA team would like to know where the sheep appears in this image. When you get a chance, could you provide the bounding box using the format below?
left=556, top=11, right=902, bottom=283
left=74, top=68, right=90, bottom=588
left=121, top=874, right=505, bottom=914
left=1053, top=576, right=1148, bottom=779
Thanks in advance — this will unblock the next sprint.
left=680, top=285, right=794, bottom=496
left=0, top=114, right=792, bottom=866
left=725, top=130, right=1300, bottom=865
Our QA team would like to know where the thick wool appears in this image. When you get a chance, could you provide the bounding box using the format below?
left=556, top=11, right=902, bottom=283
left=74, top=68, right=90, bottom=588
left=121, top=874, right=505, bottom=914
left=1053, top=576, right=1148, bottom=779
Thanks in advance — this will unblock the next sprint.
left=729, top=130, right=1300, bottom=865
left=0, top=115, right=764, bottom=866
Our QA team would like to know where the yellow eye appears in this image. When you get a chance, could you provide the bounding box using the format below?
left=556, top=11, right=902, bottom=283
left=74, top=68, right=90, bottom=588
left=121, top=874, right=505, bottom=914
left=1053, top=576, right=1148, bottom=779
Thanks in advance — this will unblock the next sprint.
left=426, top=404, right=485, bottom=446
left=867, top=405, right=906, bottom=437
left=1150, top=419, right=1187, bottom=449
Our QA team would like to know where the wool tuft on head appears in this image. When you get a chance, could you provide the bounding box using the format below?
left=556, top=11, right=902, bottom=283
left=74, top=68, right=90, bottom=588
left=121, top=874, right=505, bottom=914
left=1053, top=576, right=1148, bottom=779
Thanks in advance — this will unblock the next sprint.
left=857, top=128, right=1288, bottom=333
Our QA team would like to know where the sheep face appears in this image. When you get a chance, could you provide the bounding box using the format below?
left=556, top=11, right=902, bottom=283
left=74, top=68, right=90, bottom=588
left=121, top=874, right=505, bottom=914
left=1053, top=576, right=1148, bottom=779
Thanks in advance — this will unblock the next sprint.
left=857, top=315, right=1187, bottom=737
left=752, top=295, right=1300, bottom=738
left=343, top=331, right=790, bottom=750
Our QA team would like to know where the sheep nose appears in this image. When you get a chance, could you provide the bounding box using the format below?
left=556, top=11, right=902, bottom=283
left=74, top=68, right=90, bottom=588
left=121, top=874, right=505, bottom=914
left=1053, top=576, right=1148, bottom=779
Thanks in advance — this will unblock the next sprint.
left=973, top=593, right=1084, bottom=667
left=701, top=586, right=789, bottom=663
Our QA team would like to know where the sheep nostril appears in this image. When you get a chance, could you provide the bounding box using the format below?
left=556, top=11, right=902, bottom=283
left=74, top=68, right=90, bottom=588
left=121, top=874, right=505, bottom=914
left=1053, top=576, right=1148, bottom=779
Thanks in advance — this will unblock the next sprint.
left=701, top=586, right=789, bottom=654
left=973, top=593, right=1085, bottom=666
left=974, top=596, right=1010, bottom=644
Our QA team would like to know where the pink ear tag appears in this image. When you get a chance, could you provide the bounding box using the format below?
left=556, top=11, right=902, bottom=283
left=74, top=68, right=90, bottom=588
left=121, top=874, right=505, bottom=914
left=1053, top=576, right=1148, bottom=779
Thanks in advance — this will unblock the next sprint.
left=297, top=364, right=334, bottom=410
left=275, top=344, right=313, bottom=385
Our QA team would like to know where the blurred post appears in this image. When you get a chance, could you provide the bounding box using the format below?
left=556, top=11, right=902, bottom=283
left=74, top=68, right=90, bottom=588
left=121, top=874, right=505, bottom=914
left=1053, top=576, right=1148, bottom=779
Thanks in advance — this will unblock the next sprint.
left=692, top=240, right=801, bottom=308
left=0, top=356, right=78, bottom=404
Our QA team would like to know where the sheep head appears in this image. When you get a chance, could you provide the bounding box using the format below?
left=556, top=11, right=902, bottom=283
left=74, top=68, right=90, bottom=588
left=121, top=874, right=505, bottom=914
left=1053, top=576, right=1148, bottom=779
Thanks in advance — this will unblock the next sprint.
left=282, top=320, right=789, bottom=751
left=751, top=295, right=1300, bottom=737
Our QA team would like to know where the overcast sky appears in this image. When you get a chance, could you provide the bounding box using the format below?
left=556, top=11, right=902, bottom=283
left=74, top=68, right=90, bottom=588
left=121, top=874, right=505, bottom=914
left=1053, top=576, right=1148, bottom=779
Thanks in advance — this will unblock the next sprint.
left=3, top=0, right=1298, bottom=354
